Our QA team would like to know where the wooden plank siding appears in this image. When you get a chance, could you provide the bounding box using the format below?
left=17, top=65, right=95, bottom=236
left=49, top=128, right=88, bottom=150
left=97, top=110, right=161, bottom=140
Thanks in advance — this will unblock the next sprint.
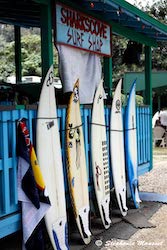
left=0, top=105, right=151, bottom=237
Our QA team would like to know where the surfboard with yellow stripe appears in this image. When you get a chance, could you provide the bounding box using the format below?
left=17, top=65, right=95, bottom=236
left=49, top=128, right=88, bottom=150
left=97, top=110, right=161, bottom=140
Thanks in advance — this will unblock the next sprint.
left=66, top=79, right=91, bottom=244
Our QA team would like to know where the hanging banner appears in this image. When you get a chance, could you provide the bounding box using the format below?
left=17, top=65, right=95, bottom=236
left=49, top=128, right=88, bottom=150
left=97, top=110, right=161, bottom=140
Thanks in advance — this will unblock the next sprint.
left=55, top=3, right=111, bottom=56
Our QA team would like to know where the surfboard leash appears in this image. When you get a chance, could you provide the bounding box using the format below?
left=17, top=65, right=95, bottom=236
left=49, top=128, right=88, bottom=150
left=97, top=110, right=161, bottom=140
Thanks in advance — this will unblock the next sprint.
left=90, top=122, right=109, bottom=128
left=60, top=123, right=84, bottom=132
left=124, top=127, right=137, bottom=131
left=36, top=117, right=60, bottom=120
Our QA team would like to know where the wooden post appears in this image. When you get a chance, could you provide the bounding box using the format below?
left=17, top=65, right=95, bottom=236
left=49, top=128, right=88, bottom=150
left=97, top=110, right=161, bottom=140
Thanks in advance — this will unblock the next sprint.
left=40, top=0, right=53, bottom=80
left=157, top=94, right=161, bottom=111
left=145, top=45, right=153, bottom=170
left=104, top=57, right=112, bottom=98
left=14, top=26, right=21, bottom=83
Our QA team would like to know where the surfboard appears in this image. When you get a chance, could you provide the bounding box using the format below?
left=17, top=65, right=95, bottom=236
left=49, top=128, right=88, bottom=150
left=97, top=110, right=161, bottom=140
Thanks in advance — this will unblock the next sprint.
left=91, top=80, right=111, bottom=229
left=125, top=79, right=141, bottom=209
left=36, top=66, right=69, bottom=250
left=66, top=79, right=91, bottom=244
left=110, top=79, right=128, bottom=216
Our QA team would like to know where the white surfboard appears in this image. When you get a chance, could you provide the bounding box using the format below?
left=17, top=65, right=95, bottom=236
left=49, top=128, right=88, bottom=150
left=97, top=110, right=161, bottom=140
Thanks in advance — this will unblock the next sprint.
left=91, top=80, right=111, bottom=229
left=36, top=66, right=68, bottom=250
left=66, top=79, right=91, bottom=244
left=125, top=79, right=141, bottom=209
left=110, top=79, right=128, bottom=216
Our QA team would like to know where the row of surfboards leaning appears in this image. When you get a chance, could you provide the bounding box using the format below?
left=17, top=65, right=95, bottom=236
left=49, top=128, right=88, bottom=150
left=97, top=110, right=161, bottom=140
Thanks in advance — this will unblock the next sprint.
left=35, top=65, right=141, bottom=249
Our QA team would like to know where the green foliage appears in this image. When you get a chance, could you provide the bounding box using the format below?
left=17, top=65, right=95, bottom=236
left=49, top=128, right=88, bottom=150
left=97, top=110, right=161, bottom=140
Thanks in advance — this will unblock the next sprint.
left=0, top=26, right=59, bottom=81
left=0, top=39, right=15, bottom=80
left=21, top=34, right=41, bottom=76
left=0, top=25, right=14, bottom=42
left=53, top=47, right=59, bottom=77
left=112, top=0, right=167, bottom=85
left=112, top=36, right=128, bottom=82
left=112, top=92, right=143, bottom=106
left=145, top=0, right=167, bottom=71
left=112, top=35, right=145, bottom=83
left=145, top=0, right=167, bottom=23
left=136, top=94, right=144, bottom=105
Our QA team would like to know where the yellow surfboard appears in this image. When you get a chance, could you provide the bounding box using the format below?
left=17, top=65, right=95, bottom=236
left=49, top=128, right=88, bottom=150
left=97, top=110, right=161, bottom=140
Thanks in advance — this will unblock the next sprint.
left=66, top=79, right=91, bottom=244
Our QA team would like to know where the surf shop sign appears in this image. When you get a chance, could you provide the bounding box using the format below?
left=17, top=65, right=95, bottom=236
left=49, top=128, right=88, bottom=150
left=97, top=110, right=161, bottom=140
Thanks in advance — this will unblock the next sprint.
left=55, top=3, right=111, bottom=56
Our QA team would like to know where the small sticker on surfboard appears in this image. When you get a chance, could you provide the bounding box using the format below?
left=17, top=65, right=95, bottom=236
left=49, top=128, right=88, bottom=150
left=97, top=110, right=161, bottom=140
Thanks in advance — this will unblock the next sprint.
left=115, top=99, right=121, bottom=113
left=46, top=120, right=54, bottom=130
left=68, top=141, right=73, bottom=148
left=73, top=85, right=79, bottom=103
left=95, top=162, right=102, bottom=191
left=46, top=70, right=54, bottom=87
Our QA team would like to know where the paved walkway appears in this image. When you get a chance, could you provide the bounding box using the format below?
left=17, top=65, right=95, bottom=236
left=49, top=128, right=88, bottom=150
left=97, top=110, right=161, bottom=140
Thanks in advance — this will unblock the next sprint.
left=1, top=148, right=167, bottom=250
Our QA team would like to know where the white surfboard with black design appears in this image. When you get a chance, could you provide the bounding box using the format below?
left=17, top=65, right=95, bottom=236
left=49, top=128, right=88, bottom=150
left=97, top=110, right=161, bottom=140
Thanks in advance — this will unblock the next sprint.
left=91, top=80, right=111, bottom=229
left=36, top=66, right=69, bottom=249
left=110, top=79, right=128, bottom=216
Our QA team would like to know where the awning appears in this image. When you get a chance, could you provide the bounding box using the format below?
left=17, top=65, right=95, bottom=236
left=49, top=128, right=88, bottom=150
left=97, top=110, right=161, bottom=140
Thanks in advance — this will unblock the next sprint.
left=0, top=0, right=40, bottom=28
left=82, top=0, right=167, bottom=43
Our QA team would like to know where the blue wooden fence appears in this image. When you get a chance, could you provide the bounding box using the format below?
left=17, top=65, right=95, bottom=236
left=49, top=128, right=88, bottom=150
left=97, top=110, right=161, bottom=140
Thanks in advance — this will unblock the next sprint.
left=0, top=105, right=151, bottom=238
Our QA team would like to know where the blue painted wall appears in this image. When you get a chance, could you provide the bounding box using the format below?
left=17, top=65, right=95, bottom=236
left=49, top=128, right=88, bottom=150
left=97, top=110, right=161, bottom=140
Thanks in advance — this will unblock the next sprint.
left=0, top=105, right=151, bottom=238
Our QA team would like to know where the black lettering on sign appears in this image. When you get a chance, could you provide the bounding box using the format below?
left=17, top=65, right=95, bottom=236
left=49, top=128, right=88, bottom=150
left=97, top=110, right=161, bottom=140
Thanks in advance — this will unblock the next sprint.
left=67, top=27, right=84, bottom=47
left=88, top=35, right=103, bottom=52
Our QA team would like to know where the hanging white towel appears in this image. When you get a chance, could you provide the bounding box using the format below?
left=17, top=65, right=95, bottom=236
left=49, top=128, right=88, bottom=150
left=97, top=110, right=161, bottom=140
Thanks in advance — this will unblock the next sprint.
left=57, top=44, right=102, bottom=104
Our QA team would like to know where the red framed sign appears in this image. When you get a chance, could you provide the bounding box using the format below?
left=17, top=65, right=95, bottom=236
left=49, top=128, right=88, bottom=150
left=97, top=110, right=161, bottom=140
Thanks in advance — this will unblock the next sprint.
left=55, top=3, right=112, bottom=56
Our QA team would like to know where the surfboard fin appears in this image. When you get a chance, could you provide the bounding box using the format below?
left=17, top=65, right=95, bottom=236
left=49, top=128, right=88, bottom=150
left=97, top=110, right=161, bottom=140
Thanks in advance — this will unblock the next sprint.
left=135, top=186, right=142, bottom=204
left=52, top=217, right=69, bottom=250
left=101, top=197, right=111, bottom=228
left=78, top=206, right=91, bottom=239
left=119, top=193, right=128, bottom=216
left=132, top=180, right=141, bottom=208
